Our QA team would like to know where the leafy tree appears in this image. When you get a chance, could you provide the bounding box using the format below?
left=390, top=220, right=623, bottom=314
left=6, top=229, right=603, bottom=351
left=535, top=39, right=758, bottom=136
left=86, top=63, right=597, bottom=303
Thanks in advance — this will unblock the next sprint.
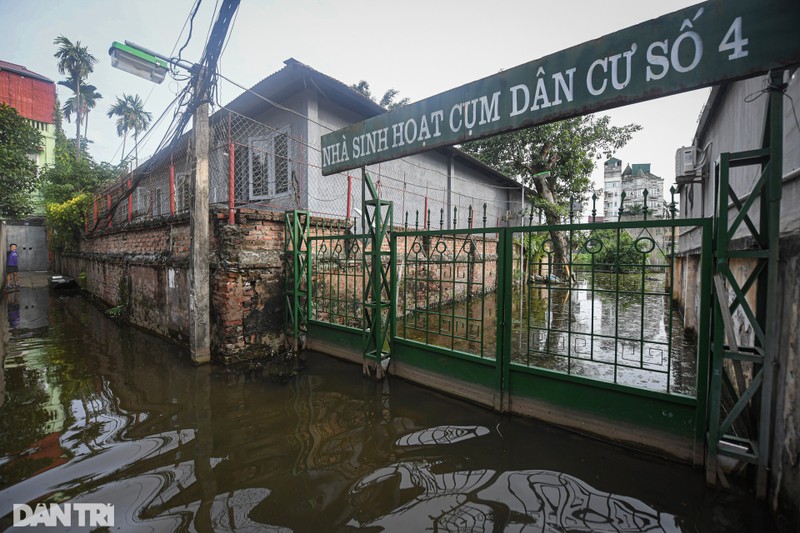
left=574, top=229, right=646, bottom=273
left=53, top=35, right=97, bottom=161
left=462, top=115, right=641, bottom=277
left=40, top=120, right=118, bottom=248
left=0, top=104, right=43, bottom=218
left=46, top=192, right=92, bottom=250
left=350, top=80, right=409, bottom=110
left=40, top=128, right=117, bottom=206
left=60, top=76, right=102, bottom=142
left=107, top=94, right=152, bottom=167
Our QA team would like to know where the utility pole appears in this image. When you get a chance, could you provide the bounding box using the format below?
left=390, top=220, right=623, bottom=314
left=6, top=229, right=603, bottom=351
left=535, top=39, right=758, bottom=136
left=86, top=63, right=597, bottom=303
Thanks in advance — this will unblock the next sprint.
left=110, top=0, right=240, bottom=365
left=189, top=75, right=211, bottom=364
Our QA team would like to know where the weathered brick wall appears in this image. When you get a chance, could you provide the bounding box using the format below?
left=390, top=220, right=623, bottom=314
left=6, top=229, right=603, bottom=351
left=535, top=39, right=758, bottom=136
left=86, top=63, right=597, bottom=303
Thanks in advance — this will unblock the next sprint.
left=55, top=208, right=291, bottom=361
left=56, top=215, right=193, bottom=345
left=211, top=208, right=286, bottom=361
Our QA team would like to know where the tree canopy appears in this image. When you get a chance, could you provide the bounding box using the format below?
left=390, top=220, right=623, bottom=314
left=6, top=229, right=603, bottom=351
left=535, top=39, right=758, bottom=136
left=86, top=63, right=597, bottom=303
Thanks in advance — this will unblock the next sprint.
left=59, top=76, right=102, bottom=142
left=462, top=114, right=641, bottom=276
left=0, top=104, right=43, bottom=218
left=350, top=80, right=409, bottom=110
left=53, top=35, right=97, bottom=160
left=107, top=94, right=152, bottom=166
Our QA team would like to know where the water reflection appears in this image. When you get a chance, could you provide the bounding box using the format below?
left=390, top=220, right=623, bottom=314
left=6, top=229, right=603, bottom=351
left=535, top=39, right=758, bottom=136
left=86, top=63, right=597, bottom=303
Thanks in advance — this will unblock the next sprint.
left=0, top=292, right=775, bottom=531
left=395, top=425, right=490, bottom=447
left=350, top=461, right=679, bottom=532
left=399, top=272, right=697, bottom=395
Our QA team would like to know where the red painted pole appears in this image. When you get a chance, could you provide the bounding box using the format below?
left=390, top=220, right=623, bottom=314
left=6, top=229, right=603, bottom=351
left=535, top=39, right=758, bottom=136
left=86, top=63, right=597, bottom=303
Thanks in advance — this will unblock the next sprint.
left=228, top=142, right=235, bottom=224
left=169, top=161, right=176, bottom=215
left=127, top=178, right=133, bottom=222
left=345, top=174, right=353, bottom=221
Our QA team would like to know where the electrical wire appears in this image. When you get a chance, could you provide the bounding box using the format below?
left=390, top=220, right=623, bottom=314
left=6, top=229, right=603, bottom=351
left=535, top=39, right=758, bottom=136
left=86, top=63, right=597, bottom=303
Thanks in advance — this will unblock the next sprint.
left=108, top=0, right=205, bottom=165
left=177, top=0, right=202, bottom=65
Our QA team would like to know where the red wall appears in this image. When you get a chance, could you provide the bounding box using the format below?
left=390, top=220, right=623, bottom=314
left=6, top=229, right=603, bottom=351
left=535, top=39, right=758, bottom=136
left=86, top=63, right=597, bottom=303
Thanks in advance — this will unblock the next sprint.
left=0, top=70, right=56, bottom=123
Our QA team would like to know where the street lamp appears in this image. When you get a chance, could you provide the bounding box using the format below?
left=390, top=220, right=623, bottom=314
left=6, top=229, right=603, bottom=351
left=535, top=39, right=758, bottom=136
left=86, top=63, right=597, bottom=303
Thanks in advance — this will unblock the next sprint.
left=108, top=42, right=169, bottom=84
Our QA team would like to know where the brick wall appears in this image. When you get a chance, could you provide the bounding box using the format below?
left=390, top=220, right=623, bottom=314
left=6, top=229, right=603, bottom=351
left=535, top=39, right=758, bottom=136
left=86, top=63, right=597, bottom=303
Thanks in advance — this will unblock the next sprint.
left=56, top=208, right=290, bottom=362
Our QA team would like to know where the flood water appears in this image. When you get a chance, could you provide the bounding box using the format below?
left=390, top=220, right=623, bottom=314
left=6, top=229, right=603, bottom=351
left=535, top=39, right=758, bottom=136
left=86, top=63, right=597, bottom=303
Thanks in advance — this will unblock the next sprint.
left=400, top=272, right=697, bottom=396
left=0, top=289, right=776, bottom=531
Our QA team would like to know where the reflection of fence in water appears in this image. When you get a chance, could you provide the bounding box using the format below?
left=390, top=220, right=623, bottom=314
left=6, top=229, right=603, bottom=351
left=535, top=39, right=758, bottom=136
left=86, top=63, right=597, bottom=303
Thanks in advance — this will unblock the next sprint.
left=350, top=461, right=679, bottom=531
left=516, top=271, right=695, bottom=396
left=397, top=228, right=499, bottom=360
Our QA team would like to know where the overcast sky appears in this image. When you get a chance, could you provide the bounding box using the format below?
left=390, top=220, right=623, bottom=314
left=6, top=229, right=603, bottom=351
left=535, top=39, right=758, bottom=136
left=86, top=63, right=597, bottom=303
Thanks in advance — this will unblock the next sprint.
left=1, top=0, right=710, bottom=206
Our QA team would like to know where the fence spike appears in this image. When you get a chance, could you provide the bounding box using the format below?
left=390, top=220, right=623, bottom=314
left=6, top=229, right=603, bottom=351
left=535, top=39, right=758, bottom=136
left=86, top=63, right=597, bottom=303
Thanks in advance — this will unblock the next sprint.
left=618, top=191, right=627, bottom=221
left=670, top=186, right=677, bottom=220
left=468, top=205, right=474, bottom=229
left=440, top=208, right=444, bottom=230
left=482, top=203, right=487, bottom=228
left=642, top=188, right=649, bottom=221
left=591, top=192, right=597, bottom=223
left=569, top=196, right=575, bottom=223
left=453, top=206, right=458, bottom=229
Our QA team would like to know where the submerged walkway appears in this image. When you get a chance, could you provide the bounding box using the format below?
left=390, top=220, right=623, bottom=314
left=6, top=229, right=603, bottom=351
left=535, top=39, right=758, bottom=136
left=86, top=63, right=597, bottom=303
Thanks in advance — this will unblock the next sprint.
left=4, top=271, right=50, bottom=291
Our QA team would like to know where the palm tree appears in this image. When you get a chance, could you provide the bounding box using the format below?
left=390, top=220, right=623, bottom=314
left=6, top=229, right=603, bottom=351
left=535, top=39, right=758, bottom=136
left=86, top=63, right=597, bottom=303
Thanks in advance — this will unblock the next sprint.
left=81, top=86, right=102, bottom=141
left=53, top=35, right=97, bottom=160
left=60, top=77, right=101, bottom=143
left=107, top=94, right=152, bottom=168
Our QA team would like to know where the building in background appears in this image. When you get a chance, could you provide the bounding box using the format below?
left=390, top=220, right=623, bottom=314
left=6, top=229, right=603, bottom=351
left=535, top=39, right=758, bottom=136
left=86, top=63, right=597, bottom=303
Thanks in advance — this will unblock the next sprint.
left=603, top=158, right=666, bottom=218
left=0, top=60, right=56, bottom=171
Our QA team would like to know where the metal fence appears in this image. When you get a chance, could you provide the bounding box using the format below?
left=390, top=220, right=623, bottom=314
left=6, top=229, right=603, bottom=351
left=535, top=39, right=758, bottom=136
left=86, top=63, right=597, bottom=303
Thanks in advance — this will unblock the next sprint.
left=85, top=108, right=527, bottom=234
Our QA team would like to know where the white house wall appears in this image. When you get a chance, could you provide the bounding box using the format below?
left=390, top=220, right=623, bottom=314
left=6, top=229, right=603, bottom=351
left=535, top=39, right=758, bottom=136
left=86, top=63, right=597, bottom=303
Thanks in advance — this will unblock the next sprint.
left=679, top=74, right=800, bottom=252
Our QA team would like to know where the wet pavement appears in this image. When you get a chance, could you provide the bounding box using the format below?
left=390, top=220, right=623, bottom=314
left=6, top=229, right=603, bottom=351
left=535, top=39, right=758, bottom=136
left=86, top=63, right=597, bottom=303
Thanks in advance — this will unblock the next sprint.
left=0, top=280, right=778, bottom=531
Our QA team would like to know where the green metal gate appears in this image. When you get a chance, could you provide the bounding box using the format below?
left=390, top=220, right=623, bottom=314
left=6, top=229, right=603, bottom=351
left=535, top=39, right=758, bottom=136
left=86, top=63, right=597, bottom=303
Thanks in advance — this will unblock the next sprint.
left=294, top=183, right=713, bottom=462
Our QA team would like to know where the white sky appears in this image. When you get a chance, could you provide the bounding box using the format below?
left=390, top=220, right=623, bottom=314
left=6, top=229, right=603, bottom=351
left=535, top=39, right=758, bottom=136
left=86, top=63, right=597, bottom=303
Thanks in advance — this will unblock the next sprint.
left=1, top=0, right=710, bottom=209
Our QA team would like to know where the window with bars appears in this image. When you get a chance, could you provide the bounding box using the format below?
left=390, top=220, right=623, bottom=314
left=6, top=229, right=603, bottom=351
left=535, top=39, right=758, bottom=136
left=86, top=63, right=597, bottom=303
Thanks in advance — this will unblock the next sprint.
left=248, top=127, right=291, bottom=200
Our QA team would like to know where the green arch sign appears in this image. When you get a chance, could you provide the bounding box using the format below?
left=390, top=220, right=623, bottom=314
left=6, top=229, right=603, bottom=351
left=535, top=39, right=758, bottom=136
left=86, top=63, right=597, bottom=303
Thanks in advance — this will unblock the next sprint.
left=322, top=0, right=800, bottom=175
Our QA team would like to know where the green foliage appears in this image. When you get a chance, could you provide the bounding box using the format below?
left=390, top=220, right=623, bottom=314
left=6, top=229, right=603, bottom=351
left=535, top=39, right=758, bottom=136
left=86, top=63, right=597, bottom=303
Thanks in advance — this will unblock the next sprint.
left=59, top=75, right=102, bottom=141
left=107, top=94, right=152, bottom=165
left=41, top=91, right=118, bottom=248
left=574, top=229, right=645, bottom=273
left=53, top=35, right=98, bottom=160
left=349, top=80, right=409, bottom=110
left=462, top=115, right=641, bottom=220
left=105, top=304, right=125, bottom=318
left=40, top=128, right=118, bottom=206
left=623, top=203, right=644, bottom=216
left=462, top=114, right=641, bottom=277
left=0, top=104, right=43, bottom=218
left=45, top=192, right=91, bottom=249
left=522, top=232, right=548, bottom=263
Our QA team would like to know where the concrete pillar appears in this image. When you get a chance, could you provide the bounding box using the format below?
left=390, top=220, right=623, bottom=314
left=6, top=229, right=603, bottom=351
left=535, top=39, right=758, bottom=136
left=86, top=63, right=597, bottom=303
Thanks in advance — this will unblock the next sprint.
left=189, top=100, right=211, bottom=364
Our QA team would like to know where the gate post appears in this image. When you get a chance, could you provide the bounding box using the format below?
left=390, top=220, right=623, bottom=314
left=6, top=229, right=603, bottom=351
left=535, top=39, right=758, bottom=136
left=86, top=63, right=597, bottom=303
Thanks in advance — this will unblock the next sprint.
left=361, top=168, right=393, bottom=378
left=707, top=71, right=784, bottom=498
left=285, top=210, right=310, bottom=351
left=495, top=226, right=513, bottom=412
